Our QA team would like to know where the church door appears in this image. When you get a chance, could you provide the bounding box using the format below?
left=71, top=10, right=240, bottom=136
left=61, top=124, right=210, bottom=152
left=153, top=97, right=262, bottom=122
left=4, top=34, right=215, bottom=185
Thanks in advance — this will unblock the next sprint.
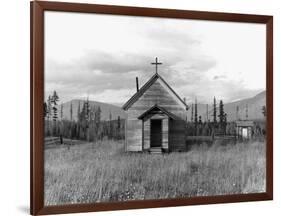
left=150, top=119, right=162, bottom=147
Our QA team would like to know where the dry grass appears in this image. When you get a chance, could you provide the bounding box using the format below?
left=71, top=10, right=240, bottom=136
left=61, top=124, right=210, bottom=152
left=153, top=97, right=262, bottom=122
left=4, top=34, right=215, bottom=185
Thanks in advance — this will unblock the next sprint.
left=44, top=139, right=266, bottom=205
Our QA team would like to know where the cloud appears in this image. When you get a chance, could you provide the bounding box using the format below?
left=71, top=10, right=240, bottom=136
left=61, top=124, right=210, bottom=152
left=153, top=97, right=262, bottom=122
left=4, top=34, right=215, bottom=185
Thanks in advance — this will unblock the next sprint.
left=45, top=49, right=260, bottom=104
left=144, top=24, right=201, bottom=51
left=45, top=13, right=264, bottom=105
left=45, top=44, right=218, bottom=103
left=178, top=75, right=263, bottom=104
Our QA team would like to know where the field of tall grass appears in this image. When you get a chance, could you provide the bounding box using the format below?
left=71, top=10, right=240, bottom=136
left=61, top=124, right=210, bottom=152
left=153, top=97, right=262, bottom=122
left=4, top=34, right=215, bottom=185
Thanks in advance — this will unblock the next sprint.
left=44, top=139, right=266, bottom=205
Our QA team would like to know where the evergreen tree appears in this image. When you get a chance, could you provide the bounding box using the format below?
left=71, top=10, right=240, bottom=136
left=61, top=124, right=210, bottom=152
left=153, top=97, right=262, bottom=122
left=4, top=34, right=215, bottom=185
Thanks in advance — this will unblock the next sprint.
left=76, top=101, right=81, bottom=139
left=95, top=106, right=101, bottom=140
left=213, top=97, right=217, bottom=123
left=86, top=99, right=91, bottom=141
left=59, top=103, right=64, bottom=140
left=199, top=115, right=202, bottom=124
left=194, top=98, right=198, bottom=135
left=194, top=99, right=198, bottom=123
left=69, top=102, right=73, bottom=140
left=84, top=98, right=90, bottom=126
left=47, top=95, right=52, bottom=119
left=51, top=91, right=59, bottom=136
left=52, top=107, right=58, bottom=122
left=206, top=104, right=209, bottom=122
left=70, top=102, right=73, bottom=121
left=89, top=106, right=95, bottom=141
left=117, top=116, right=121, bottom=140
left=218, top=100, right=227, bottom=134
left=198, top=116, right=202, bottom=135
left=218, top=100, right=225, bottom=134
left=191, top=103, right=194, bottom=122
left=44, top=101, right=49, bottom=136
left=224, top=113, right=227, bottom=124
left=117, top=116, right=121, bottom=129
left=60, top=104, right=63, bottom=120
left=51, top=91, right=59, bottom=105
left=108, top=111, right=112, bottom=139
left=46, top=95, right=52, bottom=136
left=80, top=99, right=90, bottom=141
left=218, top=100, right=225, bottom=124
left=51, top=91, right=59, bottom=122
left=77, top=101, right=81, bottom=120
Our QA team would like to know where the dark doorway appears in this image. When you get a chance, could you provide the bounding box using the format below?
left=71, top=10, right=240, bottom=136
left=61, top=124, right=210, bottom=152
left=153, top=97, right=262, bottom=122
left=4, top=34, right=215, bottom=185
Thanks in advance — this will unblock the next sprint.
left=151, top=119, right=162, bottom=147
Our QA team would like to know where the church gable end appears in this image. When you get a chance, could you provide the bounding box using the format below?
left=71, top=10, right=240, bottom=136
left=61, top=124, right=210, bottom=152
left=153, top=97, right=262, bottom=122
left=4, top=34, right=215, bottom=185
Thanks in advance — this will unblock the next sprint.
left=131, top=78, right=186, bottom=118
left=123, top=74, right=188, bottom=115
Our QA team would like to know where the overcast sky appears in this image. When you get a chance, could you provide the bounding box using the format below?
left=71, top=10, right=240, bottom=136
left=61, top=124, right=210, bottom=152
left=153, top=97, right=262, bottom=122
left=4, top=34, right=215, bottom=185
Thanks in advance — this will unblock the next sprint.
left=45, top=11, right=266, bottom=105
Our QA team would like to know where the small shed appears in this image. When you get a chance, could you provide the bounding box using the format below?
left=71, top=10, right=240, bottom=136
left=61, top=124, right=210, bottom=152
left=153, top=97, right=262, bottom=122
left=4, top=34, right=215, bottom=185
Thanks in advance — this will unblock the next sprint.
left=236, top=120, right=254, bottom=139
left=122, top=72, right=188, bottom=153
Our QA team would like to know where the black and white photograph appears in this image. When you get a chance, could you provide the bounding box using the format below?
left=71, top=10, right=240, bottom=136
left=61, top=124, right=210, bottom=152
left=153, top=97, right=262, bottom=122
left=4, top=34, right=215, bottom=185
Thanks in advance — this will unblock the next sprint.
left=43, top=11, right=267, bottom=206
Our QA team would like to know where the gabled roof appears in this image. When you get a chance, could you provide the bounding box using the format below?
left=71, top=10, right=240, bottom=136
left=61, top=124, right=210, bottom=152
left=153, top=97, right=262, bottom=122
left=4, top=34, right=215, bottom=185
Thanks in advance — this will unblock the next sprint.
left=138, top=104, right=179, bottom=120
left=122, top=73, right=188, bottom=110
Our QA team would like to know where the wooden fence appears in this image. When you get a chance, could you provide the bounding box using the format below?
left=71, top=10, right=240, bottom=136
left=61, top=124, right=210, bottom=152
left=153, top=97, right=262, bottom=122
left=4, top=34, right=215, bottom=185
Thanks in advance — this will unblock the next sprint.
left=44, top=137, right=61, bottom=148
left=44, top=137, right=88, bottom=149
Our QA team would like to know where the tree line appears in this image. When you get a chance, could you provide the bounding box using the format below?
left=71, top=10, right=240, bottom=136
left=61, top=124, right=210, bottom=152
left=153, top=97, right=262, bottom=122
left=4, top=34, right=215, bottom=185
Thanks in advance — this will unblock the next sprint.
left=44, top=91, right=125, bottom=141
left=188, top=97, right=227, bottom=136
left=186, top=97, right=266, bottom=138
left=44, top=91, right=266, bottom=141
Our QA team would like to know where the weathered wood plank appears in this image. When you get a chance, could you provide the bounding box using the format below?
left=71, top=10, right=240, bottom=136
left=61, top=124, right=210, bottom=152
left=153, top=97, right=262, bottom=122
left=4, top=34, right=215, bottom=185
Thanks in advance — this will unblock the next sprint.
left=130, top=79, right=187, bottom=121
left=169, top=119, right=186, bottom=151
left=126, top=145, right=142, bottom=151
left=143, top=120, right=150, bottom=150
left=162, top=118, right=169, bottom=149
left=126, top=119, right=142, bottom=151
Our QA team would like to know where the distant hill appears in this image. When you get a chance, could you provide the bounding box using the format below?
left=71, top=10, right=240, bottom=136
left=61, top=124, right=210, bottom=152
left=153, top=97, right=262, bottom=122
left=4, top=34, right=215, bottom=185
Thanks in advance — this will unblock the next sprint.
left=59, top=91, right=265, bottom=122
left=59, top=99, right=127, bottom=121
left=186, top=91, right=266, bottom=122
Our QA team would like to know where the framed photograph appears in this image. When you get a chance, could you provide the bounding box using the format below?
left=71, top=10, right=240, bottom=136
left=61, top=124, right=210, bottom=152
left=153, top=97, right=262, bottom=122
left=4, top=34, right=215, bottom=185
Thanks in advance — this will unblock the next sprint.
left=31, top=1, right=273, bottom=215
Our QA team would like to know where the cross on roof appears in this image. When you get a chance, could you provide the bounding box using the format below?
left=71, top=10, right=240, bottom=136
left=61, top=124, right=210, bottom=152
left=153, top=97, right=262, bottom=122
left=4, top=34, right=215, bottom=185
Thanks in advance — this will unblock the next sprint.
left=151, top=57, right=162, bottom=74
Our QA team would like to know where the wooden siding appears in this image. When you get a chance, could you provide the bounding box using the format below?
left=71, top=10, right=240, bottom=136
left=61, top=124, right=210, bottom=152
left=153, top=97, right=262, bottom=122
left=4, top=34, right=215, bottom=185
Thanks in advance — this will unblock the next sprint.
left=143, top=119, right=150, bottom=150
left=125, top=79, right=187, bottom=152
left=130, top=79, right=187, bottom=119
left=126, top=119, right=142, bottom=151
left=123, top=73, right=187, bottom=111
left=169, top=119, right=186, bottom=151
left=162, top=118, right=169, bottom=150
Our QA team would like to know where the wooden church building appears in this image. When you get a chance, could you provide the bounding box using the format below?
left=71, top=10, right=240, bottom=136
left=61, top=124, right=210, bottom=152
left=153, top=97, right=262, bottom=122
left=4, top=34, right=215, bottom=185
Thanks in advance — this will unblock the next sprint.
left=122, top=58, right=188, bottom=153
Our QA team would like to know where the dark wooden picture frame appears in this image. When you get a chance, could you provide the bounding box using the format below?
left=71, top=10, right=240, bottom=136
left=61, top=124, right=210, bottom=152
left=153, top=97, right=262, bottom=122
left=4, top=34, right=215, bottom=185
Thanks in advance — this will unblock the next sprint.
left=31, top=1, right=273, bottom=215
